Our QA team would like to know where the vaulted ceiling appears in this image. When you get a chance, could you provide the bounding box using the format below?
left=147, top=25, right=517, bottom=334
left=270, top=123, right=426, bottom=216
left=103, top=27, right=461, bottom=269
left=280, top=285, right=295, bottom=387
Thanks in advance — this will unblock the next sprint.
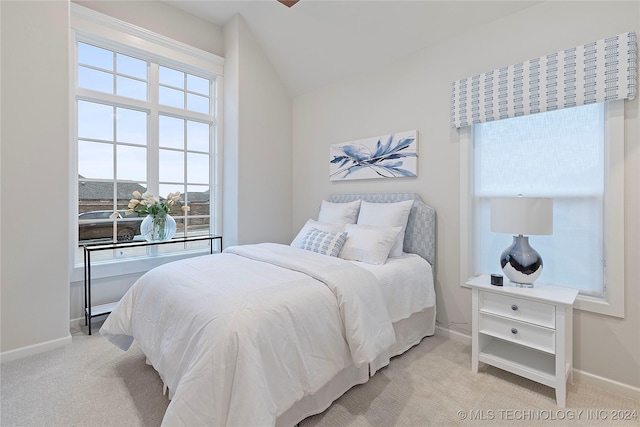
left=165, top=1, right=541, bottom=96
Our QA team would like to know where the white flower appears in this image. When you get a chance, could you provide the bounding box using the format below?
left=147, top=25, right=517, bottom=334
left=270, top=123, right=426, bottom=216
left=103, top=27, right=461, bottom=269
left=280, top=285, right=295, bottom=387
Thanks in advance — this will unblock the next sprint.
left=109, top=211, right=122, bottom=220
left=181, top=205, right=190, bottom=212
left=165, top=192, right=181, bottom=207
left=128, top=190, right=180, bottom=216
left=143, top=193, right=157, bottom=205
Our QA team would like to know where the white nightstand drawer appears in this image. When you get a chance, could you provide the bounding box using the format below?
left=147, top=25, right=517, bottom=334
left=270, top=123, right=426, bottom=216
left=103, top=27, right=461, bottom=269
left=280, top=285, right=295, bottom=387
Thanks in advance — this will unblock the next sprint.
left=480, top=291, right=555, bottom=328
left=479, top=312, right=556, bottom=354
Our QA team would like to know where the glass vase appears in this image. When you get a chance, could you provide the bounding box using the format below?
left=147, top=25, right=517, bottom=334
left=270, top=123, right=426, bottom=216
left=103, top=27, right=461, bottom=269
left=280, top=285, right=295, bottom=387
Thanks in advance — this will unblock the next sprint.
left=140, top=212, right=176, bottom=242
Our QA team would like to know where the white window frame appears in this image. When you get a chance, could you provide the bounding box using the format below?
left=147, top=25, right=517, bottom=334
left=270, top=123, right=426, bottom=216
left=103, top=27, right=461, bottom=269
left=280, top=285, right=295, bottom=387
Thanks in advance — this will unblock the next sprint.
left=69, top=4, right=224, bottom=282
left=460, top=100, right=625, bottom=317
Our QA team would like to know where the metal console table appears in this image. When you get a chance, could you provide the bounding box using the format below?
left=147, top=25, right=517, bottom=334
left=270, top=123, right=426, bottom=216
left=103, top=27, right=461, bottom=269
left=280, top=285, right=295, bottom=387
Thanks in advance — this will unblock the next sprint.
left=83, top=234, right=222, bottom=334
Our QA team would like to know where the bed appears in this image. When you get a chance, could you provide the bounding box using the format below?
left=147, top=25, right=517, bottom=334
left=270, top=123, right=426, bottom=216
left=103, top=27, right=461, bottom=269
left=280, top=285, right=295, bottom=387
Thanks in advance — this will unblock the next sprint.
left=100, top=192, right=436, bottom=427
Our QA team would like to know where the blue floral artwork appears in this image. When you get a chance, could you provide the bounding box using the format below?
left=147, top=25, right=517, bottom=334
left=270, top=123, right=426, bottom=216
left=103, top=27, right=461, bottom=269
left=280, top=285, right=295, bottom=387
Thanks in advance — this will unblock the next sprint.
left=330, top=130, right=418, bottom=181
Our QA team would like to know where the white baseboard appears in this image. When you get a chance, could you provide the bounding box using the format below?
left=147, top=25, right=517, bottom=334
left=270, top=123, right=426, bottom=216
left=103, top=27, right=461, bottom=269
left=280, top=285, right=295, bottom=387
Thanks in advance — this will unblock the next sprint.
left=435, top=324, right=471, bottom=345
left=436, top=324, right=639, bottom=401
left=573, top=369, right=640, bottom=401
left=70, top=316, right=84, bottom=328
left=0, top=334, right=72, bottom=363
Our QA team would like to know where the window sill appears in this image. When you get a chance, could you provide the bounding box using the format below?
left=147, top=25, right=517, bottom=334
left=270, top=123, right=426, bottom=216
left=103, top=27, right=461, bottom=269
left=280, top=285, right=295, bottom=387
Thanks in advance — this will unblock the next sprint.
left=574, top=293, right=624, bottom=318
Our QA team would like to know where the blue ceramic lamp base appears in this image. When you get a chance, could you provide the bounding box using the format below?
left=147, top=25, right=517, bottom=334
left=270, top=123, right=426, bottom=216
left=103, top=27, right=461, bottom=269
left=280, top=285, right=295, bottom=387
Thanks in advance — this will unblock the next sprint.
left=500, top=235, right=543, bottom=288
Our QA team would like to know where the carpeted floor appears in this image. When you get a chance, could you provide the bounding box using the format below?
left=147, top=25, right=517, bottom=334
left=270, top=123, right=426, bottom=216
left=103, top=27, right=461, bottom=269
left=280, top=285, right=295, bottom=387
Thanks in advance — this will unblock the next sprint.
left=1, top=322, right=638, bottom=427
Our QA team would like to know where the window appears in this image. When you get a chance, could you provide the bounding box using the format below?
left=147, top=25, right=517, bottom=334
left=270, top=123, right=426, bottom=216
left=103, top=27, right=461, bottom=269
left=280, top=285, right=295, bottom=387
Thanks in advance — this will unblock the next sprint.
left=72, top=4, right=223, bottom=269
left=460, top=101, right=624, bottom=317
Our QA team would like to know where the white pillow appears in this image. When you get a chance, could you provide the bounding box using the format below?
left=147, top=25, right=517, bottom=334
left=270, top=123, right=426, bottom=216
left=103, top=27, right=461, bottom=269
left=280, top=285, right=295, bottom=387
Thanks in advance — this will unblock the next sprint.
left=291, top=219, right=344, bottom=247
left=296, top=227, right=348, bottom=257
left=317, top=199, right=361, bottom=226
left=339, top=224, right=401, bottom=265
left=356, top=200, right=413, bottom=257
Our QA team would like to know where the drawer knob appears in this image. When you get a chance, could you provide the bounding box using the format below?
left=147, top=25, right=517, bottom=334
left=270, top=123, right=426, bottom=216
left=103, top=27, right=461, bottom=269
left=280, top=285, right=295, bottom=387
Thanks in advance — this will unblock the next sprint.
left=511, top=328, right=518, bottom=335
left=511, top=304, right=519, bottom=311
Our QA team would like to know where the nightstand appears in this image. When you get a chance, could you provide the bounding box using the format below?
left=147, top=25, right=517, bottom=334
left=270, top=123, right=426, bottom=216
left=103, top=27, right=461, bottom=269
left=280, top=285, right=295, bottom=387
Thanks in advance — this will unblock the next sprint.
left=467, top=274, right=578, bottom=407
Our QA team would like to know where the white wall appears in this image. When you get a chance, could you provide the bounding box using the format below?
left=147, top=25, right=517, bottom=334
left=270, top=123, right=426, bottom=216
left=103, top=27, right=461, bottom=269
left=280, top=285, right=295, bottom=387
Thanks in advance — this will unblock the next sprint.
left=1, top=1, right=72, bottom=354
left=292, top=1, right=640, bottom=394
left=73, top=0, right=224, bottom=57
left=223, top=15, right=292, bottom=246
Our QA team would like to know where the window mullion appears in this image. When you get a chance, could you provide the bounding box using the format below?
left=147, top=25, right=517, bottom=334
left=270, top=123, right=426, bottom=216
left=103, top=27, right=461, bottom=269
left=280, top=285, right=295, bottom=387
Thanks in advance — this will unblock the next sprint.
left=77, top=89, right=150, bottom=112
left=112, top=50, right=117, bottom=96
left=147, top=62, right=160, bottom=197
left=112, top=105, right=118, bottom=212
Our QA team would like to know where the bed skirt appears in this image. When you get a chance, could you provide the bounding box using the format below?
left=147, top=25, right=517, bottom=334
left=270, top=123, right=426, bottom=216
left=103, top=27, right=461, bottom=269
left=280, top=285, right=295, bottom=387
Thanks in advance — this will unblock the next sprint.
left=276, top=306, right=436, bottom=427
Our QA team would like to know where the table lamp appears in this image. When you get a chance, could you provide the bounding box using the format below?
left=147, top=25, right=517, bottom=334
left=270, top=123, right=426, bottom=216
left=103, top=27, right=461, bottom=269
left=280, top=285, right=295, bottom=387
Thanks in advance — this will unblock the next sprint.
left=490, top=197, right=553, bottom=287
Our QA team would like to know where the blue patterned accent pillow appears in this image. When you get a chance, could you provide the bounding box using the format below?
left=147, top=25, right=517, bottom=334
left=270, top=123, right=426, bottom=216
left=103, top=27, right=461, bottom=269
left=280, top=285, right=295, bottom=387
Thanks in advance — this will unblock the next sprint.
left=298, top=227, right=347, bottom=257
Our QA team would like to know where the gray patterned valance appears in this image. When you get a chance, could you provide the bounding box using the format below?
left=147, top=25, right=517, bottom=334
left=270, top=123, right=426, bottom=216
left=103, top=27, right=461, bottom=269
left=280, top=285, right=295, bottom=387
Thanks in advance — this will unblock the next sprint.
left=451, top=32, right=637, bottom=128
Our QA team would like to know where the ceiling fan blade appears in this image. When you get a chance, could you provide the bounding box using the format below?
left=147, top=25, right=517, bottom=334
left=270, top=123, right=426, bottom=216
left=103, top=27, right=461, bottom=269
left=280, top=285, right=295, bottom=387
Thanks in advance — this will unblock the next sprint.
left=277, top=0, right=299, bottom=7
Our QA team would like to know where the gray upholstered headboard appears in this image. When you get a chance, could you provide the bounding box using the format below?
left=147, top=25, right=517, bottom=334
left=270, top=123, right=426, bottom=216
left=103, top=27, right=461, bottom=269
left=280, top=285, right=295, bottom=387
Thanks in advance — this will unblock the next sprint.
left=327, top=193, right=436, bottom=266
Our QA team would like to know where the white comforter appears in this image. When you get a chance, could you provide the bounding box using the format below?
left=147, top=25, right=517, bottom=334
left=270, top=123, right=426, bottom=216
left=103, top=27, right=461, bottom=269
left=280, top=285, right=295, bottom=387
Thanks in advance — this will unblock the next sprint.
left=100, top=243, right=396, bottom=427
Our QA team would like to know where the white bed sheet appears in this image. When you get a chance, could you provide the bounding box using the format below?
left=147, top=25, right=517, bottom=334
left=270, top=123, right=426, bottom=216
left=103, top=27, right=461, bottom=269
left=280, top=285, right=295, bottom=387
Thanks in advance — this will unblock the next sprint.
left=352, top=253, right=435, bottom=323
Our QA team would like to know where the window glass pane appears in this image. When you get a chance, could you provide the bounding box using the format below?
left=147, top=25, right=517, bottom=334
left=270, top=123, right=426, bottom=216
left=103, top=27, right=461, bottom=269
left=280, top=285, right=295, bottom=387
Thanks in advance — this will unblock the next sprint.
left=79, top=140, right=113, bottom=179
left=115, top=216, right=142, bottom=241
left=116, top=76, right=147, bottom=101
left=117, top=145, right=147, bottom=181
left=187, top=121, right=210, bottom=152
left=159, top=116, right=184, bottom=149
left=172, top=217, right=185, bottom=236
left=187, top=93, right=209, bottom=114
left=160, top=86, right=185, bottom=109
left=79, top=181, right=113, bottom=214
left=186, top=184, right=209, bottom=200
left=78, top=205, right=143, bottom=243
left=78, top=67, right=113, bottom=93
left=185, top=184, right=210, bottom=232
left=159, top=66, right=184, bottom=88
left=187, top=216, right=210, bottom=235
left=78, top=42, right=113, bottom=71
left=474, top=104, right=604, bottom=196
left=159, top=183, right=185, bottom=199
left=473, top=103, right=605, bottom=294
left=187, top=152, right=209, bottom=183
left=78, top=101, right=113, bottom=141
left=116, top=53, right=147, bottom=79
left=187, top=74, right=209, bottom=95
left=159, top=149, right=184, bottom=182
left=116, top=107, right=147, bottom=145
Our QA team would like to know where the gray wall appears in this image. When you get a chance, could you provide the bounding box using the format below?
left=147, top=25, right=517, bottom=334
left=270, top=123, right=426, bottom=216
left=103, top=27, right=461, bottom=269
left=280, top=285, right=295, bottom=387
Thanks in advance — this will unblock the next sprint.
left=1, top=1, right=72, bottom=354
left=291, top=1, right=640, bottom=392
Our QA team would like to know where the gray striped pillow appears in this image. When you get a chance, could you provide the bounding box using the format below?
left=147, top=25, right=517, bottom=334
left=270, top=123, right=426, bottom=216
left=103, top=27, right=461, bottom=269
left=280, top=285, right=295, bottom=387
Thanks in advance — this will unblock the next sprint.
left=298, top=227, right=347, bottom=257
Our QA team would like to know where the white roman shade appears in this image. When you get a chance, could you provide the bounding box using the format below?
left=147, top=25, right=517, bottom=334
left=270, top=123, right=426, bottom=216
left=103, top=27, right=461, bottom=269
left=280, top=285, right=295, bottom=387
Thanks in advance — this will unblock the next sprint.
left=451, top=32, right=637, bottom=128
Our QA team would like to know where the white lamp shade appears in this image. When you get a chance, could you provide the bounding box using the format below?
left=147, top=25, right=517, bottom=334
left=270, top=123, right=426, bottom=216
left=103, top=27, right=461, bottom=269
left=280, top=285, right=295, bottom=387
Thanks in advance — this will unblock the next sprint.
left=491, top=197, right=553, bottom=236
